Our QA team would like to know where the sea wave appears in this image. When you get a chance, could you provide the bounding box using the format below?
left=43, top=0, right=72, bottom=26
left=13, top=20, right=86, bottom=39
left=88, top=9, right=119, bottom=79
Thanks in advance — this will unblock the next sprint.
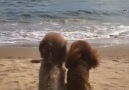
left=0, top=19, right=129, bottom=47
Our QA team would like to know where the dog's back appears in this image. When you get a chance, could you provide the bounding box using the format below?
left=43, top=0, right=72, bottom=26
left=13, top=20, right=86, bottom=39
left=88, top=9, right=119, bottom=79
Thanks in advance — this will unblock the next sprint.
left=39, top=61, right=66, bottom=90
left=67, top=61, right=91, bottom=90
left=39, top=32, right=67, bottom=90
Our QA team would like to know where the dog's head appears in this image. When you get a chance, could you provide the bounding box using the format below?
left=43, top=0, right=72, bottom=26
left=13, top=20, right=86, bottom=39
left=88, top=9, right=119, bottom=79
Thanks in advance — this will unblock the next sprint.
left=66, top=40, right=99, bottom=69
left=39, top=32, right=67, bottom=62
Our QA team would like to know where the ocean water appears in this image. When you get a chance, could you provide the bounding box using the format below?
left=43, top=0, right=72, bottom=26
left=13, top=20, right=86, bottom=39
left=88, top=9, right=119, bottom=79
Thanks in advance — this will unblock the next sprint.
left=0, top=0, right=129, bottom=47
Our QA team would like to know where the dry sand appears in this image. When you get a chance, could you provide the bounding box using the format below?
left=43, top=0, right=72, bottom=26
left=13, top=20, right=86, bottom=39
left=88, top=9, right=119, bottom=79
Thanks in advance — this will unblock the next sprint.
left=0, top=45, right=129, bottom=90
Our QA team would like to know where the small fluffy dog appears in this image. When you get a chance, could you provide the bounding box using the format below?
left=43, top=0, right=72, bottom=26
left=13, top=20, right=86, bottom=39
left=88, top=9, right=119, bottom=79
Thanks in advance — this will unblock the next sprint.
left=39, top=32, right=67, bottom=90
left=66, top=40, right=99, bottom=90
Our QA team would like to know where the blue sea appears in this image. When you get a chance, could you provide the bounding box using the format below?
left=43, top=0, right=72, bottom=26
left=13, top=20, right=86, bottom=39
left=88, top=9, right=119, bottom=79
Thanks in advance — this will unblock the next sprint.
left=0, top=0, right=129, bottom=47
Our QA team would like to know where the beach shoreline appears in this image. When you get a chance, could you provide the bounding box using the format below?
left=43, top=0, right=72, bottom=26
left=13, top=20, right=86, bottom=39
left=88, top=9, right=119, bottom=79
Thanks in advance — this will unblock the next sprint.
left=0, top=44, right=129, bottom=90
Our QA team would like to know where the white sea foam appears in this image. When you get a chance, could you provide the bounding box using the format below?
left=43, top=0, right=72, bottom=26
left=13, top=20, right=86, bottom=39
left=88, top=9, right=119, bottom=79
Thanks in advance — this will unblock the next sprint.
left=0, top=19, right=129, bottom=47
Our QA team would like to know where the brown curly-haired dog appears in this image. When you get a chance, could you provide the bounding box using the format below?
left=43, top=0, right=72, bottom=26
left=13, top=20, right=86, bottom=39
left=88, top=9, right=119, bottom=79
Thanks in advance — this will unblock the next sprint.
left=39, top=32, right=67, bottom=90
left=66, top=40, right=99, bottom=90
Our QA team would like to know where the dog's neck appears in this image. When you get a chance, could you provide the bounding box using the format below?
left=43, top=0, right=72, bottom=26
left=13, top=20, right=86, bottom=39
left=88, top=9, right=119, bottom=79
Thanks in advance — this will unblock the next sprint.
left=79, top=60, right=90, bottom=69
left=68, top=59, right=90, bottom=70
left=42, top=58, right=64, bottom=68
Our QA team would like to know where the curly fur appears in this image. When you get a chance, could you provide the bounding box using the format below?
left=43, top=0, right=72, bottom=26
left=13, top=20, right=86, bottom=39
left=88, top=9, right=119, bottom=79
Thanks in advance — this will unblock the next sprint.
left=66, top=40, right=99, bottom=90
left=39, top=32, right=67, bottom=90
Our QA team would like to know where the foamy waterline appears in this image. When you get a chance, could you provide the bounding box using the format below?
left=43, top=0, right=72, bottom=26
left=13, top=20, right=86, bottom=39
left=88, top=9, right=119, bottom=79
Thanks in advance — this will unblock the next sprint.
left=0, top=19, right=129, bottom=47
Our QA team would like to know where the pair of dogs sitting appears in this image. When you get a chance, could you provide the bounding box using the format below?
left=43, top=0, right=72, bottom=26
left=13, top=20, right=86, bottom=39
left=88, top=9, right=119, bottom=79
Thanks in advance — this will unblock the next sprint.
left=38, top=32, right=99, bottom=90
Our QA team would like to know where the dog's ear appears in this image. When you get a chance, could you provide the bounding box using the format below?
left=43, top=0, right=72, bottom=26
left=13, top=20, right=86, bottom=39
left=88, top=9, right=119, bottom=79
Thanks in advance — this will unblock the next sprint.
left=60, top=42, right=67, bottom=59
left=39, top=40, right=51, bottom=58
left=65, top=46, right=82, bottom=68
left=81, top=46, right=99, bottom=69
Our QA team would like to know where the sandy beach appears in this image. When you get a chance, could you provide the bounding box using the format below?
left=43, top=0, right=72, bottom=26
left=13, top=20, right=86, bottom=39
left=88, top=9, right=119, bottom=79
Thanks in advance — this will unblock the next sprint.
left=0, top=45, right=129, bottom=90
